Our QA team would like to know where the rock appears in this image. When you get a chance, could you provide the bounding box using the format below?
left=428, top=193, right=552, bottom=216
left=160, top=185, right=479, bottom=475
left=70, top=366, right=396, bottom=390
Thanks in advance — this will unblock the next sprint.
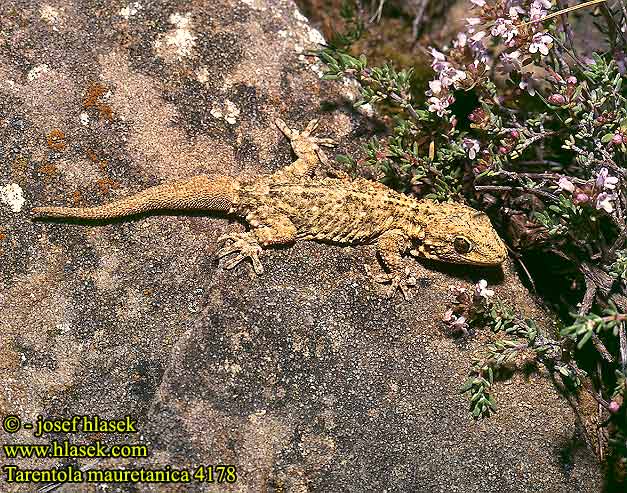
left=0, top=0, right=601, bottom=492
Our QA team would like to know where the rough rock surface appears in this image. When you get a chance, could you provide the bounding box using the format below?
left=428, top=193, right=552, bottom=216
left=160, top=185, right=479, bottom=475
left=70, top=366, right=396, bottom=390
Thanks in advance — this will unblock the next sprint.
left=0, top=0, right=602, bottom=492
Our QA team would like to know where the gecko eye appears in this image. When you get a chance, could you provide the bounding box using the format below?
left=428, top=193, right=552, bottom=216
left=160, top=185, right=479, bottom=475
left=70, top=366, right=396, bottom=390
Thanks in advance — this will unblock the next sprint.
left=454, top=237, right=472, bottom=254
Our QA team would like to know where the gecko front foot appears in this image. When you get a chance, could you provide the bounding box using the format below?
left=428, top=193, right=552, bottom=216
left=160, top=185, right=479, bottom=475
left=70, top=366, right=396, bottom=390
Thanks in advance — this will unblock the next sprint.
left=217, top=232, right=264, bottom=274
left=367, top=266, right=417, bottom=300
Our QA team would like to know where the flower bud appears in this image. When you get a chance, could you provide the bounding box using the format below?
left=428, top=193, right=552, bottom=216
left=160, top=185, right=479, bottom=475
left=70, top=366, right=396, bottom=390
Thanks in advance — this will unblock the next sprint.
left=573, top=192, right=590, bottom=204
left=608, top=401, right=621, bottom=413
left=510, top=130, right=520, bottom=139
left=612, top=133, right=624, bottom=145
left=548, top=93, right=567, bottom=106
left=481, top=194, right=497, bottom=207
left=566, top=76, right=577, bottom=85
left=473, top=163, right=488, bottom=175
left=469, top=108, right=489, bottom=125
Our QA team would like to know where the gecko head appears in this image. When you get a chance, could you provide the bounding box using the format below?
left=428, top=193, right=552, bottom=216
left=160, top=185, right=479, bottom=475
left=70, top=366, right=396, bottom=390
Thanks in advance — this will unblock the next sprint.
left=409, top=202, right=507, bottom=266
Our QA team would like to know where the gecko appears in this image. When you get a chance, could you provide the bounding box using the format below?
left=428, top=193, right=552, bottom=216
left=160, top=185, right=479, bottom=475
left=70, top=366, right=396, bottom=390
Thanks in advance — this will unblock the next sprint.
left=32, top=118, right=507, bottom=298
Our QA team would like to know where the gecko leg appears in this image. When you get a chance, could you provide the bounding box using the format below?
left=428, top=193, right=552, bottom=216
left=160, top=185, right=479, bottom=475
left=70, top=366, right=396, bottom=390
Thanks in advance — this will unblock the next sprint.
left=217, top=209, right=297, bottom=275
left=217, top=232, right=264, bottom=274
left=274, top=118, right=336, bottom=177
left=371, top=230, right=417, bottom=300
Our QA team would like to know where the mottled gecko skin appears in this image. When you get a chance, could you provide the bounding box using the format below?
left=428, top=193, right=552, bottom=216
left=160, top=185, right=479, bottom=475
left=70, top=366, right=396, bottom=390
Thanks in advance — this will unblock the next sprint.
left=33, top=119, right=507, bottom=298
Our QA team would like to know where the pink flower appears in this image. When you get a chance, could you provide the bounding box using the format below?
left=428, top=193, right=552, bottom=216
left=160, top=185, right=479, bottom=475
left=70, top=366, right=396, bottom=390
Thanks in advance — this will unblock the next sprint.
left=530, top=0, right=552, bottom=16
left=453, top=32, right=468, bottom=48
left=475, top=279, right=494, bottom=299
left=442, top=309, right=468, bottom=333
left=529, top=32, right=553, bottom=56
left=451, top=315, right=468, bottom=332
left=471, top=31, right=487, bottom=43
left=529, top=0, right=550, bottom=21
left=491, top=18, right=519, bottom=45
left=509, top=6, right=526, bottom=19
left=596, top=168, right=619, bottom=190
left=431, top=48, right=446, bottom=62
left=435, top=67, right=467, bottom=89
left=519, top=72, right=542, bottom=96
left=558, top=177, right=575, bottom=193
left=499, top=50, right=522, bottom=75
left=430, top=48, right=467, bottom=90
left=463, top=138, right=480, bottom=160
left=449, top=285, right=468, bottom=296
left=428, top=95, right=454, bottom=117
left=533, top=0, right=553, bottom=9
left=428, top=79, right=443, bottom=95
left=596, top=192, right=615, bottom=213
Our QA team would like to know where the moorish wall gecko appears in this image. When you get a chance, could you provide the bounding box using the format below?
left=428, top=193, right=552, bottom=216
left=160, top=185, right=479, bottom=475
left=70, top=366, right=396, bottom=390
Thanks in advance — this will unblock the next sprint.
left=33, top=119, right=507, bottom=298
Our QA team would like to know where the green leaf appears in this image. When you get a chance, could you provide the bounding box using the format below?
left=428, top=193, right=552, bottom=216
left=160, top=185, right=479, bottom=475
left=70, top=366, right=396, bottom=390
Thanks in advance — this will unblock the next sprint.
left=460, top=379, right=474, bottom=393
left=487, top=394, right=497, bottom=411
left=471, top=389, right=484, bottom=402
left=577, top=330, right=593, bottom=349
left=557, top=366, right=570, bottom=377
left=601, top=133, right=615, bottom=144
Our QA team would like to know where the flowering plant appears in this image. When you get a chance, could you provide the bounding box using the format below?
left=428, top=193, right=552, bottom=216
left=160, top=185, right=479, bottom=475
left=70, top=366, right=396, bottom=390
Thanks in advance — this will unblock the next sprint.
left=318, top=0, right=627, bottom=472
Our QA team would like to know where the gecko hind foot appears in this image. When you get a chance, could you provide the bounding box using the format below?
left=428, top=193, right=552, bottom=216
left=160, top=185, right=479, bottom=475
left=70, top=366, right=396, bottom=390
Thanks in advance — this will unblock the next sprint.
left=275, top=118, right=334, bottom=146
left=299, top=119, right=335, bottom=146
left=275, top=118, right=336, bottom=166
left=217, top=232, right=264, bottom=274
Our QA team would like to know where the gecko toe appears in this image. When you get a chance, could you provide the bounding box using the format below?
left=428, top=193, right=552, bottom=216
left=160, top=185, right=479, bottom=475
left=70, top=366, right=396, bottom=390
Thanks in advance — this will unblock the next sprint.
left=216, top=243, right=241, bottom=258
left=250, top=255, right=264, bottom=275
left=398, top=281, right=415, bottom=301
left=275, top=118, right=295, bottom=139
left=217, top=233, right=241, bottom=246
left=370, top=268, right=417, bottom=300
left=223, top=254, right=246, bottom=270
left=301, top=118, right=319, bottom=137
left=313, top=137, right=335, bottom=147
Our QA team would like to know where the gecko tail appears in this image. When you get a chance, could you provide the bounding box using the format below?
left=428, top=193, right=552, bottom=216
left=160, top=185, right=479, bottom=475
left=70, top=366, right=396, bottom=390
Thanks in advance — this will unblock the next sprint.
left=32, top=175, right=239, bottom=220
